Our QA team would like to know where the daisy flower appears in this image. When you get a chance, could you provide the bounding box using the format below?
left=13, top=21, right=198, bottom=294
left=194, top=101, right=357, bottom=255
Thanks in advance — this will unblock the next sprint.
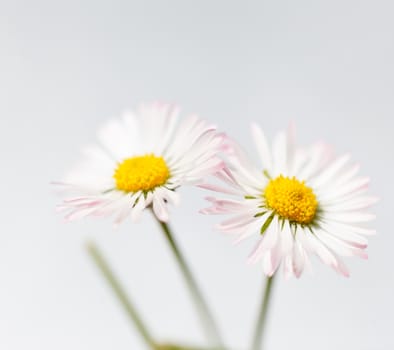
left=201, top=124, right=377, bottom=278
left=56, top=103, right=225, bottom=224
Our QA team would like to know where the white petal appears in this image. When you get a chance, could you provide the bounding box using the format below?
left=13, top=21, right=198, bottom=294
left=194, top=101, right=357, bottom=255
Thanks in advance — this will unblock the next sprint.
left=315, top=229, right=368, bottom=259
left=262, top=243, right=282, bottom=276
left=319, top=177, right=370, bottom=202
left=288, top=148, right=308, bottom=177
left=181, top=158, right=224, bottom=183
left=283, top=255, right=294, bottom=279
left=152, top=105, right=180, bottom=155
left=113, top=202, right=132, bottom=227
left=97, top=115, right=137, bottom=161
left=280, top=221, right=294, bottom=256
left=251, top=123, right=273, bottom=172
left=322, top=222, right=376, bottom=236
left=165, top=114, right=212, bottom=161
left=311, top=154, right=350, bottom=189
left=297, top=143, right=332, bottom=181
left=292, top=241, right=306, bottom=278
left=218, top=211, right=266, bottom=234
left=268, top=240, right=283, bottom=276
left=233, top=219, right=266, bottom=244
left=160, top=187, right=181, bottom=206
left=198, top=168, right=246, bottom=196
left=152, top=195, right=169, bottom=222
left=197, top=182, right=242, bottom=196
left=300, top=229, right=337, bottom=266
left=302, top=229, right=350, bottom=277
left=323, top=196, right=379, bottom=212
left=333, top=164, right=360, bottom=187
left=201, top=197, right=250, bottom=215
left=131, top=193, right=147, bottom=222
left=247, top=215, right=278, bottom=264
left=323, top=212, right=376, bottom=224
left=272, top=131, right=287, bottom=175
left=318, top=221, right=368, bottom=247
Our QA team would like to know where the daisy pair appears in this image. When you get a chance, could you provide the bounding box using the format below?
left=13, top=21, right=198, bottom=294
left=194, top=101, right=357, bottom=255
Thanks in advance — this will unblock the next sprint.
left=201, top=123, right=377, bottom=278
left=56, top=104, right=376, bottom=278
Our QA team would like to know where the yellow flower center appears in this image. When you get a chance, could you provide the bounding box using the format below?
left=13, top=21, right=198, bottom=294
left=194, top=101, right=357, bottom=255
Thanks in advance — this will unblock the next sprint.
left=264, top=175, right=318, bottom=225
left=113, top=154, right=170, bottom=193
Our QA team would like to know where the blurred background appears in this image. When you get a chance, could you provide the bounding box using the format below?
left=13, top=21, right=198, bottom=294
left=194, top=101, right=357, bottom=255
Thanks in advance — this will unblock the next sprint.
left=1, top=0, right=393, bottom=349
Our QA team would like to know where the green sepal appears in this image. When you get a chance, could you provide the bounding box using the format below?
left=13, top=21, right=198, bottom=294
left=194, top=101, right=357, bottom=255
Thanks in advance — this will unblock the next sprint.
left=244, top=195, right=256, bottom=200
left=260, top=213, right=274, bottom=235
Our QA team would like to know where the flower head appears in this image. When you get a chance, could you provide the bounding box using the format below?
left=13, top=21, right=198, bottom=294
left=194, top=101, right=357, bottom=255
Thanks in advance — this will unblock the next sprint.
left=201, top=123, right=377, bottom=278
left=56, top=103, right=225, bottom=224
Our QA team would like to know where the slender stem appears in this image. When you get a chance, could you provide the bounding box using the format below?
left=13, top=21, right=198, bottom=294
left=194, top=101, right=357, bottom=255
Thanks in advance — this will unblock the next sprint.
left=251, top=275, right=276, bottom=350
left=86, top=241, right=157, bottom=350
left=155, top=218, right=224, bottom=349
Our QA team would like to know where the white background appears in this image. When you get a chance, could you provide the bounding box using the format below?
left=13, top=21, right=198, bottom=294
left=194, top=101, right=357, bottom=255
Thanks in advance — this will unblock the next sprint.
left=1, top=1, right=393, bottom=349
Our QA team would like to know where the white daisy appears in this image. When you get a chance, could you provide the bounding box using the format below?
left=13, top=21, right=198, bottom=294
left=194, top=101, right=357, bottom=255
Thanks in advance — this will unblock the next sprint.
left=56, top=102, right=225, bottom=224
left=200, top=123, right=377, bottom=278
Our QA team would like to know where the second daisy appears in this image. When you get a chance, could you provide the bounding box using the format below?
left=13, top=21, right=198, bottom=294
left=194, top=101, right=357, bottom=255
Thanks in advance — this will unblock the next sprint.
left=201, top=123, right=377, bottom=278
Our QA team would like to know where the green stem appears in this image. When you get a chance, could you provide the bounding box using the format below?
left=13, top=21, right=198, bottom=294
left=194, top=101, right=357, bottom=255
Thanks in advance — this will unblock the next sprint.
left=251, top=275, right=276, bottom=350
left=86, top=241, right=156, bottom=350
left=155, top=218, right=224, bottom=349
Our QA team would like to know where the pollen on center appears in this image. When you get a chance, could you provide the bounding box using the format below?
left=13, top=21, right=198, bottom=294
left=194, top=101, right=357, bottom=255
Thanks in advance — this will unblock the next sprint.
left=264, top=175, right=318, bottom=225
left=114, top=154, right=170, bottom=193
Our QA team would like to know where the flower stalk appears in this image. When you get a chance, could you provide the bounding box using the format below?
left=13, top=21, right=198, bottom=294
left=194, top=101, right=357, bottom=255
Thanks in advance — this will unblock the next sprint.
left=86, top=241, right=157, bottom=350
left=155, top=217, right=224, bottom=349
left=251, top=275, right=276, bottom=350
